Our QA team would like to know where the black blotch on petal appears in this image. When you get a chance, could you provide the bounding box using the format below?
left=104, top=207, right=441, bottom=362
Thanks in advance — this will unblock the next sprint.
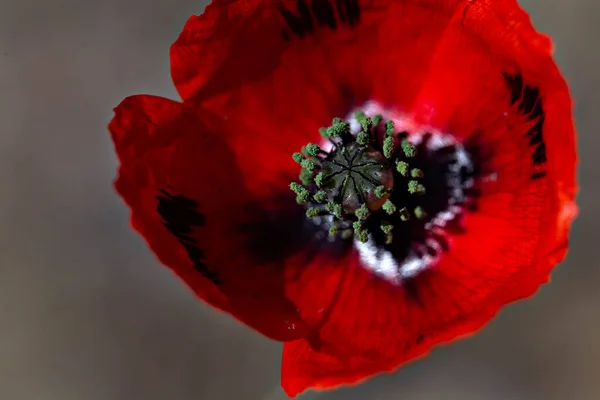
left=530, top=171, right=547, bottom=180
left=526, top=117, right=544, bottom=146
left=532, top=142, right=547, bottom=165
left=518, top=86, right=539, bottom=115
left=336, top=0, right=361, bottom=26
left=503, top=72, right=548, bottom=176
left=156, top=189, right=221, bottom=285
left=528, top=100, right=544, bottom=122
left=240, top=193, right=351, bottom=266
left=311, top=0, right=337, bottom=29
left=502, top=72, right=523, bottom=105
left=280, top=0, right=314, bottom=38
left=280, top=0, right=361, bottom=39
left=403, top=278, right=425, bottom=308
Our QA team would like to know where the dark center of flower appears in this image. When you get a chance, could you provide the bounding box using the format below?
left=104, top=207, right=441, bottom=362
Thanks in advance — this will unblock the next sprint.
left=289, top=112, right=429, bottom=244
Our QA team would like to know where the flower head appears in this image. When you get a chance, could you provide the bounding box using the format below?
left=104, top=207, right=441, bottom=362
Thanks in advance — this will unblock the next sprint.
left=109, top=0, right=578, bottom=397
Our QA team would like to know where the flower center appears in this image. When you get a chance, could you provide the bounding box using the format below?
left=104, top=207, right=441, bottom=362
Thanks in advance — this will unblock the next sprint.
left=290, top=112, right=428, bottom=244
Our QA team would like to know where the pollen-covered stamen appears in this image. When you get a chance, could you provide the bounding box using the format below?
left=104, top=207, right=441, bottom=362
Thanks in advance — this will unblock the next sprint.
left=289, top=112, right=430, bottom=243
left=380, top=223, right=394, bottom=244
left=289, top=182, right=310, bottom=204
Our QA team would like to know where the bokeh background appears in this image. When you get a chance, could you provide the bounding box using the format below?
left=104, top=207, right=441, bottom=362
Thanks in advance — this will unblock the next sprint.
left=0, top=0, right=597, bottom=399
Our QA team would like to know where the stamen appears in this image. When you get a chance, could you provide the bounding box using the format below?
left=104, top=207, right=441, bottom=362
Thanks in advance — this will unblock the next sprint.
left=383, top=136, right=395, bottom=158
left=353, top=221, right=369, bottom=243
left=289, top=182, right=310, bottom=204
left=315, top=172, right=324, bottom=187
left=355, top=204, right=370, bottom=221
left=325, top=200, right=343, bottom=219
left=380, top=223, right=394, bottom=244
left=408, top=180, right=426, bottom=195
left=402, top=140, right=417, bottom=158
left=304, top=143, right=321, bottom=157
left=299, top=168, right=314, bottom=185
left=374, top=185, right=387, bottom=198
left=383, top=200, right=397, bottom=215
left=355, top=111, right=373, bottom=132
left=373, top=114, right=383, bottom=127
left=306, top=207, right=321, bottom=218
left=292, top=152, right=304, bottom=164
left=300, top=159, right=316, bottom=171
left=328, top=118, right=351, bottom=138
left=411, top=168, right=424, bottom=178
left=385, top=120, right=395, bottom=137
left=357, top=131, right=370, bottom=146
left=313, top=191, right=328, bottom=203
left=414, top=206, right=427, bottom=219
left=396, top=161, right=409, bottom=176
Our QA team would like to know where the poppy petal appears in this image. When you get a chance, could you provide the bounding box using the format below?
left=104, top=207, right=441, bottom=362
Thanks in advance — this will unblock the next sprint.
left=282, top=340, right=390, bottom=397
left=109, top=95, right=229, bottom=312
left=110, top=95, right=317, bottom=341
left=280, top=256, right=547, bottom=397
left=170, top=0, right=396, bottom=103
left=408, top=0, right=577, bottom=268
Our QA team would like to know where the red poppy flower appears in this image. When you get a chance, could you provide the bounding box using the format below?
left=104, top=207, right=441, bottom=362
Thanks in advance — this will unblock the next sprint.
left=109, top=0, right=577, bottom=397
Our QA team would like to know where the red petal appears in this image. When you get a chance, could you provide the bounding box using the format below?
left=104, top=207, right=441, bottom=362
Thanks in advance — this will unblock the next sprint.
left=170, top=0, right=285, bottom=102
left=109, top=95, right=229, bottom=312
left=408, top=0, right=578, bottom=271
left=110, top=95, right=316, bottom=341
left=170, top=0, right=397, bottom=103
left=281, top=340, right=392, bottom=397
left=280, top=289, right=503, bottom=397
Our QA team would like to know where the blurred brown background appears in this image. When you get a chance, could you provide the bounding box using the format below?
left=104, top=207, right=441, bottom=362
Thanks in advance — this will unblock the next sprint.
left=0, top=0, right=597, bottom=399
